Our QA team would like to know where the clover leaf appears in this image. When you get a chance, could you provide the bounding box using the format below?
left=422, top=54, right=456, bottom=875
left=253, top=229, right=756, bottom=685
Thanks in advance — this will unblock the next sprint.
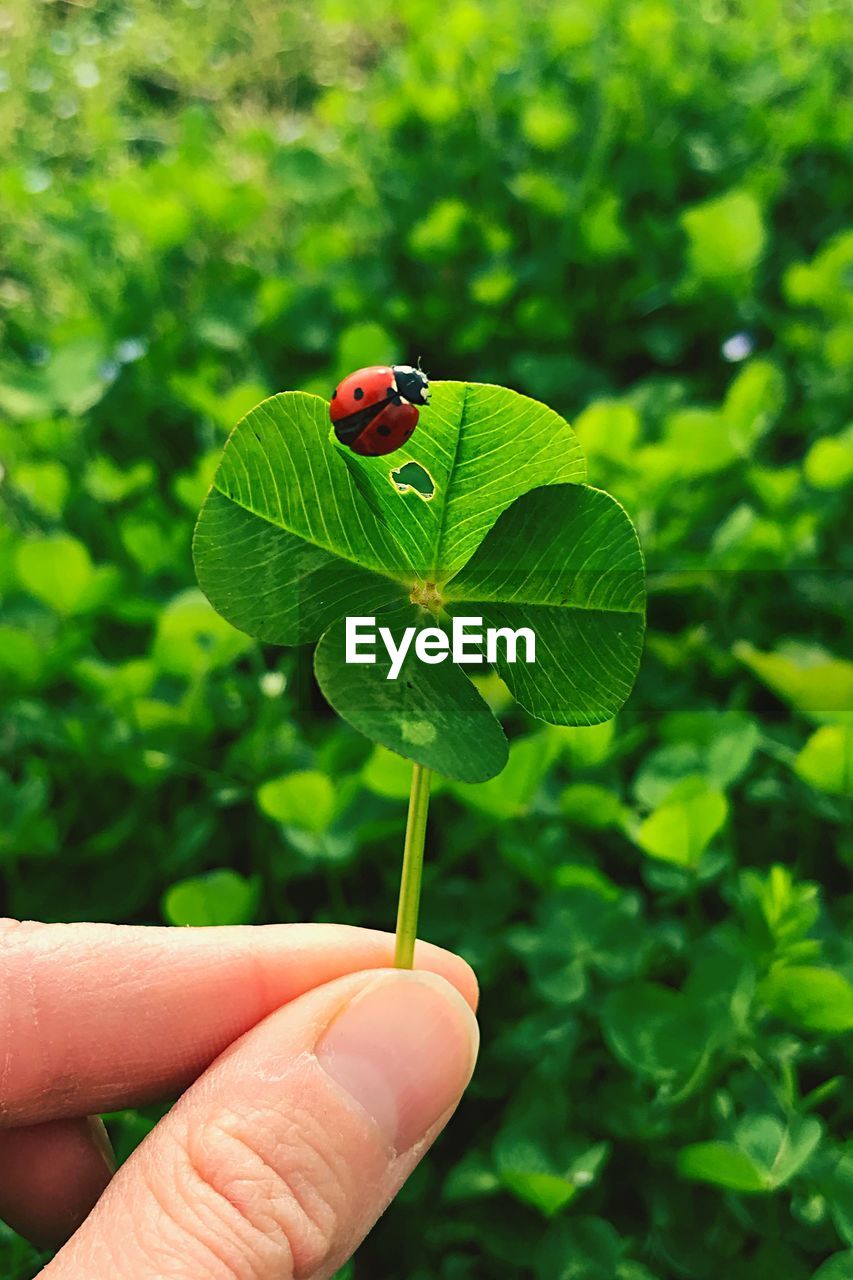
left=193, top=379, right=645, bottom=964
left=194, top=382, right=645, bottom=780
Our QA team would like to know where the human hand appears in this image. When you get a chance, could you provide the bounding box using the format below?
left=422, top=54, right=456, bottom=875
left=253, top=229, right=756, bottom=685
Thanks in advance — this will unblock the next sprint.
left=0, top=920, right=479, bottom=1278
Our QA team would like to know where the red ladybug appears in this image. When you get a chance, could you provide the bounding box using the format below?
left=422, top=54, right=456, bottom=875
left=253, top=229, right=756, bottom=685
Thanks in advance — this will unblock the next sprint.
left=330, top=364, right=429, bottom=456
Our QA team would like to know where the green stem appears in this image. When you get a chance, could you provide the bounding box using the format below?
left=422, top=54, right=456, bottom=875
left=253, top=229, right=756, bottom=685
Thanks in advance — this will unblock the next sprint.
left=394, top=763, right=432, bottom=969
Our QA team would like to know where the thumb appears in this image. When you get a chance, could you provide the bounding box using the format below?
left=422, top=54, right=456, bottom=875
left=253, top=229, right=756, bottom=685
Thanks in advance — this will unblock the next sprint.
left=43, top=969, right=478, bottom=1280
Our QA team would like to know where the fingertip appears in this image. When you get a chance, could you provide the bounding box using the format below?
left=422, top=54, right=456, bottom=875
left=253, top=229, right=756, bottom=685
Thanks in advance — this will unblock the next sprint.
left=315, top=968, right=479, bottom=1154
left=0, top=1117, right=115, bottom=1249
left=412, top=940, right=480, bottom=1013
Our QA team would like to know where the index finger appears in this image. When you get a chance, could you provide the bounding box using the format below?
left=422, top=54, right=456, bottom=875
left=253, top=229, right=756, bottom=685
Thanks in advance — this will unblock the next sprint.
left=0, top=920, right=477, bottom=1126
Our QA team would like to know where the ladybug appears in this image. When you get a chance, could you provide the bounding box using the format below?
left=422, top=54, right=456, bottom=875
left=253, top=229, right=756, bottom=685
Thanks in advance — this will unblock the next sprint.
left=330, top=364, right=429, bottom=457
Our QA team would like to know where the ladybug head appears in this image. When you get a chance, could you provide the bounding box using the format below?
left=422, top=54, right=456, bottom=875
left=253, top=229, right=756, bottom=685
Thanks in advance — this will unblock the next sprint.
left=393, top=364, right=430, bottom=406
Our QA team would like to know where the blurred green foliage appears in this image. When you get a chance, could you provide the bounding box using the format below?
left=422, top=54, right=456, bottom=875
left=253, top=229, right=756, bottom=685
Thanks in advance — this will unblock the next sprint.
left=0, top=0, right=851, bottom=1276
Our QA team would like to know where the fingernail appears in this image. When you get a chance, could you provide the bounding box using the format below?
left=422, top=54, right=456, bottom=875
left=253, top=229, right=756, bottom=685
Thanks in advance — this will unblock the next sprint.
left=315, top=972, right=479, bottom=1153
left=87, top=1116, right=117, bottom=1175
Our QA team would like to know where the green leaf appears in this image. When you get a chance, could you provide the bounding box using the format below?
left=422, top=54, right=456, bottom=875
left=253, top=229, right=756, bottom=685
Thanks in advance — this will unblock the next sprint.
left=580, top=194, right=630, bottom=258
left=759, top=966, right=853, bottom=1034
left=336, top=321, right=395, bottom=374
left=361, top=745, right=417, bottom=800
left=84, top=456, right=156, bottom=504
left=521, top=97, right=578, bottom=150
left=337, top=381, right=586, bottom=576
left=804, top=426, right=853, bottom=491
left=552, top=864, right=622, bottom=899
left=408, top=198, right=469, bottom=259
left=681, top=189, right=766, bottom=280
left=15, top=535, right=97, bottom=616
left=162, top=870, right=260, bottom=926
left=679, top=1115, right=823, bottom=1193
left=603, top=982, right=712, bottom=1084
left=535, top=1216, right=639, bottom=1280
left=120, top=516, right=186, bottom=577
left=493, top=1085, right=609, bottom=1218
left=173, top=450, right=221, bottom=513
left=657, top=710, right=759, bottom=791
left=560, top=782, right=629, bottom=829
left=315, top=606, right=508, bottom=783
left=443, top=1150, right=502, bottom=1203
left=633, top=714, right=757, bottom=810
left=822, top=1151, right=853, bottom=1248
left=757, top=1114, right=823, bottom=1187
left=661, top=407, right=739, bottom=477
left=678, top=1142, right=769, bottom=1193
left=722, top=360, right=785, bottom=454
left=257, top=770, right=337, bottom=834
left=794, top=725, right=853, bottom=797
left=0, top=360, right=54, bottom=419
left=193, top=392, right=404, bottom=644
left=0, top=625, right=43, bottom=688
left=633, top=777, right=728, bottom=868
left=552, top=719, right=616, bottom=768
left=451, top=732, right=559, bottom=818
left=445, top=485, right=645, bottom=725
left=737, top=865, right=820, bottom=965
left=45, top=335, right=111, bottom=414
left=735, top=642, right=853, bottom=725
left=812, top=1255, right=853, bottom=1280
left=573, top=400, right=640, bottom=462
left=513, top=890, right=646, bottom=1006
left=12, top=460, right=69, bottom=519
left=501, top=1169, right=579, bottom=1217
left=152, top=589, right=254, bottom=678
left=195, top=486, right=402, bottom=646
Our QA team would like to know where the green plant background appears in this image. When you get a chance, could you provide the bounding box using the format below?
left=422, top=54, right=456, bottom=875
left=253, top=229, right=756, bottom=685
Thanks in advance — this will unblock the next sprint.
left=1, top=1, right=851, bottom=1277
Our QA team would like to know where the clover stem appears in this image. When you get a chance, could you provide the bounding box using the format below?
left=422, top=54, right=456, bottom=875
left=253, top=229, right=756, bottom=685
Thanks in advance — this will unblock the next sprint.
left=394, top=762, right=433, bottom=968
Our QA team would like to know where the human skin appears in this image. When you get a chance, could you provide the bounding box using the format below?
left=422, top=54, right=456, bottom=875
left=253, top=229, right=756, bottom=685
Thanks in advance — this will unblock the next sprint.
left=0, top=920, right=479, bottom=1278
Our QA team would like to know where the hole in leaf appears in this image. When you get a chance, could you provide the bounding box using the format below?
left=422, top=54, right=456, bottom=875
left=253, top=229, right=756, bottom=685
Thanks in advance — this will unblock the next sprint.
left=390, top=460, right=435, bottom=501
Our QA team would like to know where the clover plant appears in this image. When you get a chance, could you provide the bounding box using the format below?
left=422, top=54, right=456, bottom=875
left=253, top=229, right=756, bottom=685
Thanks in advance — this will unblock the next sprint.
left=194, top=381, right=646, bottom=963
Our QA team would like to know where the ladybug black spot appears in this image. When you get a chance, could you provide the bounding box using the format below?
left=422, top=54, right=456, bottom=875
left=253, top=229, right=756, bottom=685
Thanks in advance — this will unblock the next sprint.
left=377, top=424, right=392, bottom=437
left=354, top=386, right=364, bottom=400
